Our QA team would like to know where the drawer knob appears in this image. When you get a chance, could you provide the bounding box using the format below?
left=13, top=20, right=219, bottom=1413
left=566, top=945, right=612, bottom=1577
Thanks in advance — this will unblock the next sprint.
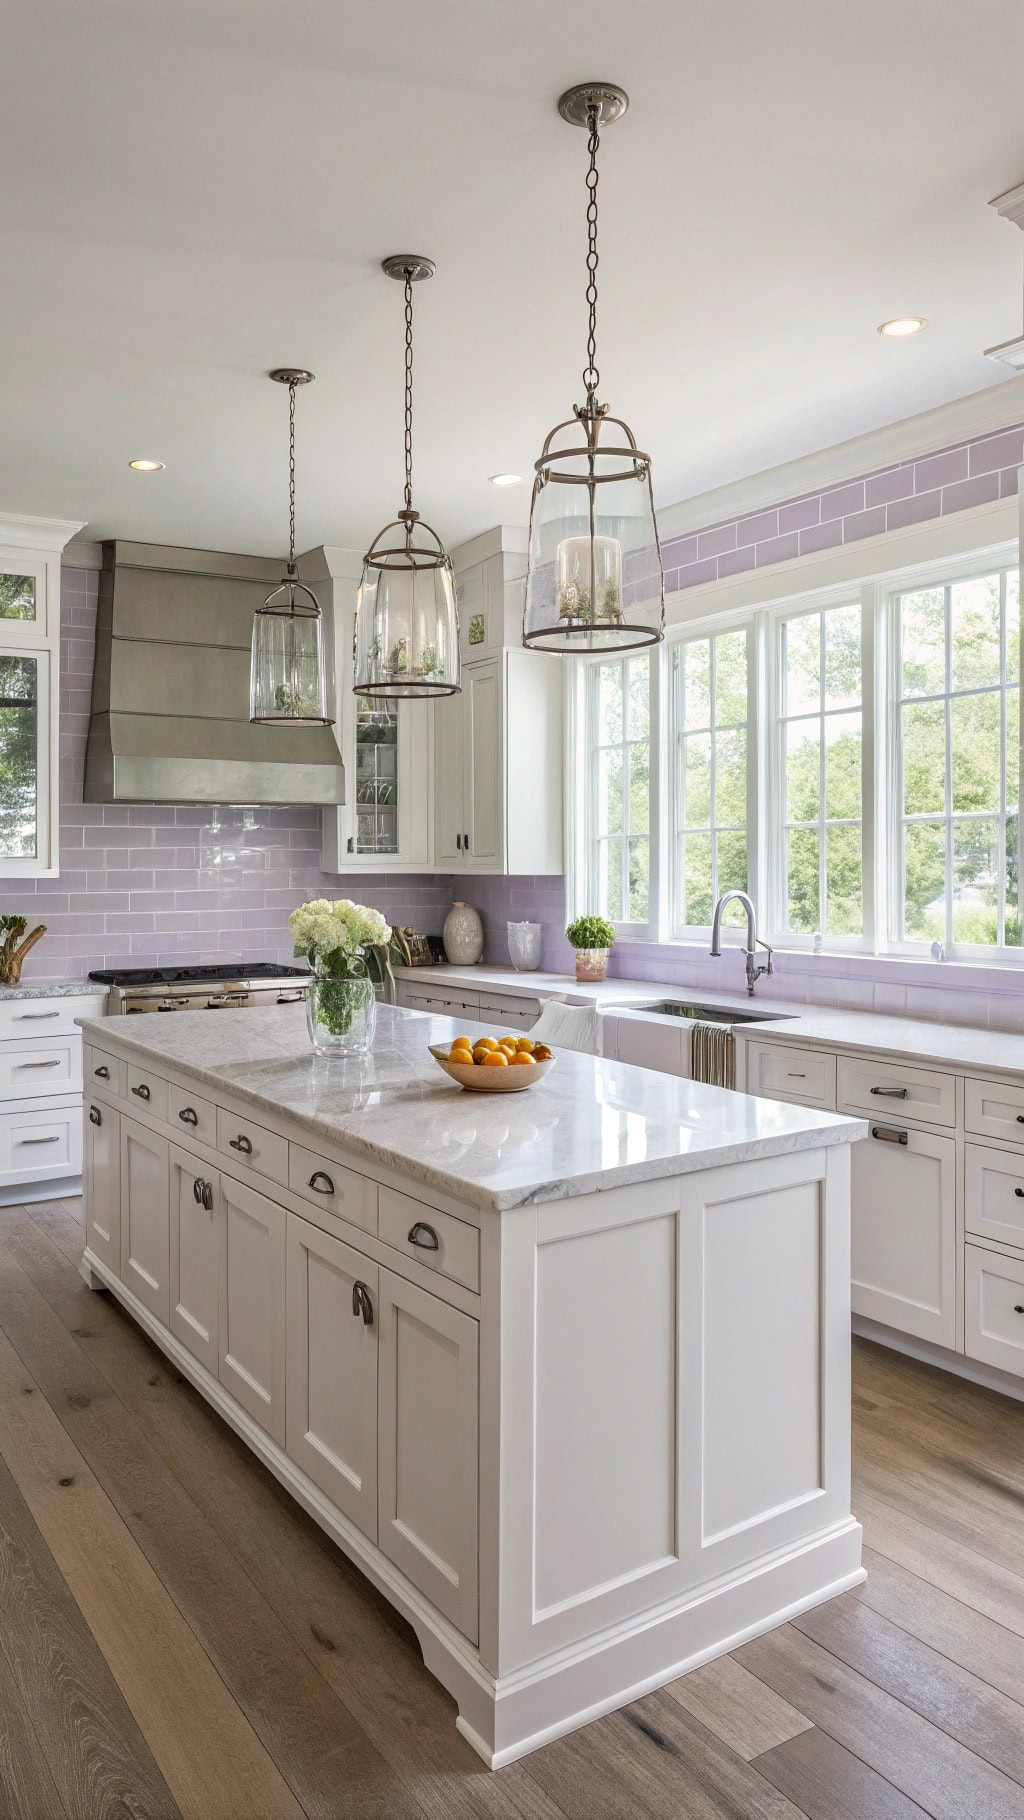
left=88, top=1106, right=101, bottom=1126
left=871, top=1125, right=908, bottom=1145
left=131, top=1083, right=151, bottom=1101
left=352, top=1281, right=374, bottom=1326
left=1015, top=1305, right=1024, bottom=1315
left=94, top=1065, right=110, bottom=1080
left=229, top=1134, right=253, bottom=1155
left=408, top=1220, right=440, bottom=1251
left=870, top=1085, right=909, bottom=1099
left=308, top=1170, right=335, bottom=1195
left=1016, top=1189, right=1024, bottom=1199
left=1017, top=1116, right=1024, bottom=1126
left=178, top=1106, right=198, bottom=1126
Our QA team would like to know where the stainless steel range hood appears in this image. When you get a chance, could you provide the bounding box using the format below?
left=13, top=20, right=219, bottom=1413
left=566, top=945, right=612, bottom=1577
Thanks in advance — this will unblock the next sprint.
left=84, top=541, right=345, bottom=805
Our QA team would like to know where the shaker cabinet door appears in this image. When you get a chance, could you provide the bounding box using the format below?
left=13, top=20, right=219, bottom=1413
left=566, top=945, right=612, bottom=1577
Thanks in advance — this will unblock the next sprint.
left=851, top=1121, right=956, bottom=1346
left=219, top=1175, right=286, bottom=1445
left=463, top=658, right=502, bottom=868
left=85, top=1101, right=121, bottom=1274
left=286, top=1216, right=378, bottom=1539
left=377, top=1268, right=479, bottom=1641
left=432, top=689, right=465, bottom=865
left=169, top=1146, right=220, bottom=1375
left=119, top=1117, right=170, bottom=1323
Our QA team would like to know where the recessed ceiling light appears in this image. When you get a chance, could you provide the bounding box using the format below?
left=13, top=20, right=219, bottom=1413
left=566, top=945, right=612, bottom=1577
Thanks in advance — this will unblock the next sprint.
left=128, top=458, right=165, bottom=471
left=878, top=318, right=927, bottom=338
left=489, top=472, right=523, bottom=487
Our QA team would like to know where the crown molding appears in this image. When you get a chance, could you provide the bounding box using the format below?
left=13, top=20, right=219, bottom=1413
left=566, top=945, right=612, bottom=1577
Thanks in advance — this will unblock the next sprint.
left=0, top=511, right=86, bottom=553
left=990, top=181, right=1024, bottom=230
left=655, top=377, right=1024, bottom=543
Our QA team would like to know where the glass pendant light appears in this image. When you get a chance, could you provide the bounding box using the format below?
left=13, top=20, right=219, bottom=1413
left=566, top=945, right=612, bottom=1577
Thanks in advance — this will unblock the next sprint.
left=250, top=368, right=333, bottom=726
left=523, top=84, right=664, bottom=654
left=353, top=256, right=460, bottom=699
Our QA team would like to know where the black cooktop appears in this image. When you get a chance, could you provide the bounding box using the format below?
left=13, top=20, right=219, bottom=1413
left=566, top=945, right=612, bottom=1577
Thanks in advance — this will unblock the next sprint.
left=88, top=963, right=311, bottom=987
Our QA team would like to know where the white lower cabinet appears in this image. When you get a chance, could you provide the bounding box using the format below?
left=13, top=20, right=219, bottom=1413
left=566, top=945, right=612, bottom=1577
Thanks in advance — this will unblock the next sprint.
left=965, top=1244, right=1024, bottom=1378
left=120, top=1117, right=170, bottom=1324
left=377, top=1267, right=479, bottom=1642
left=286, top=1216, right=379, bottom=1538
left=85, top=1099, right=120, bottom=1272
left=219, top=1175, right=286, bottom=1445
left=169, top=1147, right=220, bottom=1375
left=850, top=1121, right=956, bottom=1347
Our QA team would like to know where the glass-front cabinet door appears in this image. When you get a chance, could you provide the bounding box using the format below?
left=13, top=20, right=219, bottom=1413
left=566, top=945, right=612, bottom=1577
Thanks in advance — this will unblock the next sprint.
left=354, top=701, right=400, bottom=857
left=0, top=527, right=68, bottom=877
left=322, top=696, right=432, bottom=872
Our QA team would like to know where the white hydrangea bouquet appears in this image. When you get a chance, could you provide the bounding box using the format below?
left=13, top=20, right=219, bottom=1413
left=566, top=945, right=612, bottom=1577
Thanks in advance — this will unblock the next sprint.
left=290, top=898, right=392, bottom=1052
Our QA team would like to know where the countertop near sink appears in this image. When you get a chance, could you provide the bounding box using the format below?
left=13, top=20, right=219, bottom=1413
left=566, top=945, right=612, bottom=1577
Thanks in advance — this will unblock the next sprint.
left=396, top=964, right=1024, bottom=1079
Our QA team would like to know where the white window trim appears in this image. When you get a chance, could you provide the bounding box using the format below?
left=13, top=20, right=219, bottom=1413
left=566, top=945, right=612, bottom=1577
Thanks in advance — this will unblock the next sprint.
left=0, top=534, right=70, bottom=878
left=570, top=651, right=659, bottom=939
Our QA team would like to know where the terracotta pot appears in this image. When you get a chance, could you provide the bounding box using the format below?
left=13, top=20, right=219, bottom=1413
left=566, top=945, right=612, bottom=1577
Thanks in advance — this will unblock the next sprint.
left=574, top=947, right=610, bottom=983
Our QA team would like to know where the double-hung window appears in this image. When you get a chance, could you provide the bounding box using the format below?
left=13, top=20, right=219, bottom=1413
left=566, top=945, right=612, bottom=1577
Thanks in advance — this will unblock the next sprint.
left=586, top=653, right=653, bottom=930
left=778, top=602, right=865, bottom=941
left=671, top=628, right=749, bottom=930
left=893, top=565, right=1020, bottom=951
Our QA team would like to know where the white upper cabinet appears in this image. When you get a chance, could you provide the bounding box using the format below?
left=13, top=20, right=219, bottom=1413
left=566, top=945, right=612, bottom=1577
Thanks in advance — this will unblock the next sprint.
left=0, top=514, right=84, bottom=877
left=313, top=546, right=433, bottom=873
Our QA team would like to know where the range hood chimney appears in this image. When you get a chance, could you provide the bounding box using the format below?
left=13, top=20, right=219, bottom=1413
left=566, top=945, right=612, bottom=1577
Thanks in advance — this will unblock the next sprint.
left=84, top=541, right=345, bottom=805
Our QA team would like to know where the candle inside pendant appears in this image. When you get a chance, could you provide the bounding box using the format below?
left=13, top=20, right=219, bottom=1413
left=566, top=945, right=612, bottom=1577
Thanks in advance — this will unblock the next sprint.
left=555, top=534, right=623, bottom=628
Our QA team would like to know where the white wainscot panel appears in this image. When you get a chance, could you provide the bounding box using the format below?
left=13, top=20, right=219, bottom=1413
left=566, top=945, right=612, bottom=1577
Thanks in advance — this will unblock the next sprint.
left=533, top=1210, right=678, bottom=1618
left=697, top=1175, right=823, bottom=1548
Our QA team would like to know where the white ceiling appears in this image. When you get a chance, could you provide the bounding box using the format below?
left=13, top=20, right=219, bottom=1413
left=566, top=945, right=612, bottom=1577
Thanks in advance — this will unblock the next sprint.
left=5, top=0, right=1024, bottom=558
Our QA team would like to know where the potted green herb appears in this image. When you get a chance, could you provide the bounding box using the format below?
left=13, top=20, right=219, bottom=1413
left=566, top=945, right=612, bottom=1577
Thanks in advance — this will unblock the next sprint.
left=565, top=913, right=616, bottom=984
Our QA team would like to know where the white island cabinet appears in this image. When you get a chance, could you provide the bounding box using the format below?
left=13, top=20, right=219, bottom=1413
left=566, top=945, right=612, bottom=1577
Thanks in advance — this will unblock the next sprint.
left=79, top=1003, right=863, bottom=1769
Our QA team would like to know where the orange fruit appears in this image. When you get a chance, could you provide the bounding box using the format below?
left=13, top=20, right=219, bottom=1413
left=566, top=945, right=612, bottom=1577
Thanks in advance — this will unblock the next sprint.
left=482, top=1050, right=509, bottom=1066
left=533, top=1043, right=552, bottom=1061
left=499, top=1034, right=520, bottom=1048
left=498, top=1040, right=518, bottom=1056
left=510, top=1051, right=535, bottom=1065
left=516, top=1037, right=534, bottom=1053
left=474, top=1036, right=498, bottom=1052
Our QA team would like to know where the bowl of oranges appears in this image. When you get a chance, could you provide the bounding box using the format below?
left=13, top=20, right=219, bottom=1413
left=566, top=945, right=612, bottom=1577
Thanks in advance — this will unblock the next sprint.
left=429, top=1032, right=555, bottom=1093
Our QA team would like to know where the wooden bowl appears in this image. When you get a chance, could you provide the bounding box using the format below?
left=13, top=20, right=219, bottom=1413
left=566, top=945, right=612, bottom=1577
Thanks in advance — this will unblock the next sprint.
left=428, top=1045, right=556, bottom=1094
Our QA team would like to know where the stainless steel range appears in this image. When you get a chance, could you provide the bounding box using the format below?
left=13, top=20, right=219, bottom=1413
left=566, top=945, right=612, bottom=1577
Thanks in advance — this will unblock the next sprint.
left=89, top=963, right=312, bottom=1015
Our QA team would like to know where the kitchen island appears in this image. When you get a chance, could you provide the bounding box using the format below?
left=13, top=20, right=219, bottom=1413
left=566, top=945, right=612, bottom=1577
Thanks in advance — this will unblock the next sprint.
left=79, top=1002, right=865, bottom=1768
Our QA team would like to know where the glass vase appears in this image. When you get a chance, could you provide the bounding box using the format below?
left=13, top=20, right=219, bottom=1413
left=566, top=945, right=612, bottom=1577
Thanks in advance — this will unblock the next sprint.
left=574, top=947, right=610, bottom=983
left=306, top=976, right=377, bottom=1055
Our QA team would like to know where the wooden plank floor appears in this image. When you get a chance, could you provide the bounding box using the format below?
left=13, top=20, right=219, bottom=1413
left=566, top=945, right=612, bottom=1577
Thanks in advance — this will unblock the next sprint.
left=0, top=1201, right=1022, bottom=1819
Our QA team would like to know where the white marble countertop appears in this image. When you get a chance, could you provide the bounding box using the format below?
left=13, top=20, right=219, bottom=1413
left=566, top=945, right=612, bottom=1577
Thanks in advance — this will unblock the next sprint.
left=0, top=979, right=104, bottom=1000
left=79, top=1003, right=863, bottom=1212
left=397, top=964, right=1024, bottom=1078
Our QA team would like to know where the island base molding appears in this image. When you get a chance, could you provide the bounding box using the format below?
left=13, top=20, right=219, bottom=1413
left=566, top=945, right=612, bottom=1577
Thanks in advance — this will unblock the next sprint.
left=80, top=1244, right=864, bottom=1769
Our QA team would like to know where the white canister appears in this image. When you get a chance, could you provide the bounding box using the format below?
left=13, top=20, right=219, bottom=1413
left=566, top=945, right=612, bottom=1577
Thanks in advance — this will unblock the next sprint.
left=443, top=901, right=484, bottom=965
left=507, top=920, right=542, bottom=971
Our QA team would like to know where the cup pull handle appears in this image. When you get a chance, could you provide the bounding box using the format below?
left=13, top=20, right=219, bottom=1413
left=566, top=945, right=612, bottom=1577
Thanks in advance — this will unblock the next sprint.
left=308, top=1171, right=335, bottom=1195
left=178, top=1106, right=198, bottom=1126
left=352, top=1281, right=374, bottom=1326
left=229, top=1134, right=253, bottom=1155
left=131, top=1083, right=151, bottom=1101
left=408, top=1221, right=440, bottom=1251
left=89, top=1106, right=102, bottom=1126
left=94, top=1065, right=110, bottom=1079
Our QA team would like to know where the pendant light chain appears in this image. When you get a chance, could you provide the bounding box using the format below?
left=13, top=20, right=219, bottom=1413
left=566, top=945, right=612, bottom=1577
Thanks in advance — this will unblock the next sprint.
left=403, top=272, right=415, bottom=512
left=287, top=378, right=297, bottom=576
left=583, top=101, right=601, bottom=410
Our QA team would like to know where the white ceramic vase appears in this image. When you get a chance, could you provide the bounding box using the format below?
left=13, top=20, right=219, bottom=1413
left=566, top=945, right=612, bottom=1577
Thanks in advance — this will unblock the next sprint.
left=443, top=901, right=484, bottom=965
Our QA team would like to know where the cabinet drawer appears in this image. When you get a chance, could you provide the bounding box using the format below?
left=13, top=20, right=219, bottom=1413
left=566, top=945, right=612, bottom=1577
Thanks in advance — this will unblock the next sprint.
left=288, top=1143, right=377, bottom=1234
left=125, top=1064, right=168, bottom=1121
left=216, top=1107, right=289, bottom=1186
left=477, top=993, right=540, bottom=1031
left=0, top=993, right=104, bottom=1041
left=0, top=1099, right=81, bottom=1181
left=85, top=1046, right=125, bottom=1098
left=965, top=1076, right=1024, bottom=1146
left=0, top=1037, right=79, bottom=1100
left=378, top=1187, right=480, bottom=1293
left=837, top=1055, right=955, bottom=1128
left=964, top=1142, right=1024, bottom=1250
left=168, top=1080, right=217, bottom=1147
left=745, top=1041, right=836, bottom=1108
left=966, top=1245, right=1024, bottom=1380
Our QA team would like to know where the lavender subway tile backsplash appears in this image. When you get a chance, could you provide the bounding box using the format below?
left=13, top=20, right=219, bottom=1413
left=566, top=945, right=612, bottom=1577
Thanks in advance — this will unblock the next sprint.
left=662, top=420, right=1024, bottom=591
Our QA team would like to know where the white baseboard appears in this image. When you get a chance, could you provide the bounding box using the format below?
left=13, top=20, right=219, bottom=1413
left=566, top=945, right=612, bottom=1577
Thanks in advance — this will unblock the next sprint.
left=0, top=1173, right=83, bottom=1207
left=853, top=1315, right=1024, bottom=1404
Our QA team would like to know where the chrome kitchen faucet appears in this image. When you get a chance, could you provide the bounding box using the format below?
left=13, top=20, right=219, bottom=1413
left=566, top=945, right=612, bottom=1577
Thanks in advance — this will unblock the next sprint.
left=710, top=890, right=774, bottom=996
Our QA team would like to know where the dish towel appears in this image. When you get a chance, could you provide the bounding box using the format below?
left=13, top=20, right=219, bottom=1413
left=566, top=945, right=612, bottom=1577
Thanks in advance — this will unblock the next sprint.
left=689, top=1021, right=735, bottom=1090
